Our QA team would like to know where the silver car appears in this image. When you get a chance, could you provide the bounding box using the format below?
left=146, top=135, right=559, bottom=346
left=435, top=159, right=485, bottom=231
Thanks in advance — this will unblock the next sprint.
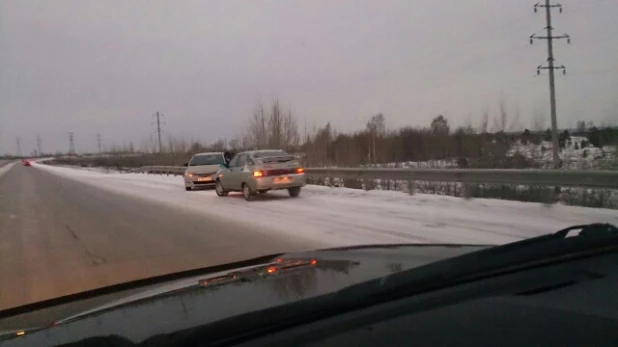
left=183, top=152, right=228, bottom=191
left=215, top=150, right=306, bottom=201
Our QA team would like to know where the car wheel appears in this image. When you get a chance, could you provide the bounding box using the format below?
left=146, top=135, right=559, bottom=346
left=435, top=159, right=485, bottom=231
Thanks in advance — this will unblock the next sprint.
left=215, top=180, right=228, bottom=197
left=185, top=186, right=192, bottom=191
left=242, top=183, right=256, bottom=201
left=288, top=187, right=301, bottom=197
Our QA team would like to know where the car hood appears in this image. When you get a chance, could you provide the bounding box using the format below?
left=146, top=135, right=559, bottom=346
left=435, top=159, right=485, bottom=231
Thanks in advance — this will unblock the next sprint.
left=185, top=164, right=224, bottom=175
left=2, top=243, right=489, bottom=346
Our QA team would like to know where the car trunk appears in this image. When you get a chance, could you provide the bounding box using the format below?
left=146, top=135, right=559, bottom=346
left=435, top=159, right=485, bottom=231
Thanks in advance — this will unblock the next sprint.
left=255, top=156, right=300, bottom=176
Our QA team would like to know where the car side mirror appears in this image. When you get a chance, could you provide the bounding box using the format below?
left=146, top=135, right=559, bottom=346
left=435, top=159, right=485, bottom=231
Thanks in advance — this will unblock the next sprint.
left=183, top=163, right=188, bottom=167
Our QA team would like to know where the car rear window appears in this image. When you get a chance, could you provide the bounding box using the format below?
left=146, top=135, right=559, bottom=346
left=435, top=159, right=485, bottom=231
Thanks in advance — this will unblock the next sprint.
left=190, top=154, right=225, bottom=166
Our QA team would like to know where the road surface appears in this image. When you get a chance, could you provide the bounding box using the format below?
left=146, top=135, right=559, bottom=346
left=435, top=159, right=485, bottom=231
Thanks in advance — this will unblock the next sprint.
left=3, top=162, right=617, bottom=326
left=0, top=164, right=317, bottom=311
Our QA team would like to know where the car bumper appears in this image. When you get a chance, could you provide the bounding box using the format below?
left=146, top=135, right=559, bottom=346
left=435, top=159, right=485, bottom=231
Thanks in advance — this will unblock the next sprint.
left=249, top=174, right=306, bottom=191
left=184, top=177, right=216, bottom=189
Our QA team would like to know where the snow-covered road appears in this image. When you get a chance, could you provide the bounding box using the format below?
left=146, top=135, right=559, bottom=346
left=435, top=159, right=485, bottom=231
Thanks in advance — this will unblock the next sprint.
left=34, top=163, right=618, bottom=247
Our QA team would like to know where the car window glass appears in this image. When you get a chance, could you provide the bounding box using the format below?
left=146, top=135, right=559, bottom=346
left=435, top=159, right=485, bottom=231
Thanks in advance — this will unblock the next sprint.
left=228, top=155, right=239, bottom=167
left=189, top=154, right=225, bottom=166
left=235, top=154, right=246, bottom=167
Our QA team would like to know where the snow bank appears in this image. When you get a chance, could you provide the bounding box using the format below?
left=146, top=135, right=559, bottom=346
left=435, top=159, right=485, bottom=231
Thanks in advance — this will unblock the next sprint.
left=0, top=162, right=16, bottom=178
left=33, top=163, right=618, bottom=248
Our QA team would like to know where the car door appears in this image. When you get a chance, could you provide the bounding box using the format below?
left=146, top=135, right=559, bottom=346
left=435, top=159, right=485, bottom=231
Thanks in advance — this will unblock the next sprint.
left=223, top=153, right=246, bottom=190
left=220, top=154, right=238, bottom=189
left=238, top=154, right=255, bottom=186
left=231, top=154, right=247, bottom=190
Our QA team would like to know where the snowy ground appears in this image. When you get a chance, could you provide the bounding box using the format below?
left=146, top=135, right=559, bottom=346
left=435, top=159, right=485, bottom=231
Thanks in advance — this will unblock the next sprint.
left=0, top=162, right=16, bottom=178
left=509, top=138, right=617, bottom=170
left=31, top=162, right=618, bottom=247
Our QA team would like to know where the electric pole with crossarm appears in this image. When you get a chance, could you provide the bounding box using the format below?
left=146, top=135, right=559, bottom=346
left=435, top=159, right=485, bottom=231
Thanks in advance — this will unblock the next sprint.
left=69, top=132, right=76, bottom=155
left=152, top=112, right=165, bottom=153
left=530, top=0, right=571, bottom=169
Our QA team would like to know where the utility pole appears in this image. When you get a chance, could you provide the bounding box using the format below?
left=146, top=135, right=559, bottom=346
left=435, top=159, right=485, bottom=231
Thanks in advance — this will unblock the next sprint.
left=530, top=0, right=570, bottom=169
left=97, top=133, right=102, bottom=154
left=36, top=133, right=42, bottom=157
left=16, top=137, right=21, bottom=157
left=152, top=112, right=165, bottom=153
left=304, top=116, right=307, bottom=145
left=69, top=132, right=75, bottom=155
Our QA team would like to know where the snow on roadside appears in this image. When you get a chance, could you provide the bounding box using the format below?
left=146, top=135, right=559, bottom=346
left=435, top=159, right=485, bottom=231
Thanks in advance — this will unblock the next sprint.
left=32, top=163, right=618, bottom=247
left=0, top=162, right=16, bottom=178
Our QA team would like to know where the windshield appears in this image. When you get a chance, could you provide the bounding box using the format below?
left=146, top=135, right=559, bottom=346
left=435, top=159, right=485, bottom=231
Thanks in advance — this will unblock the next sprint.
left=189, top=154, right=224, bottom=166
left=1, top=0, right=617, bottom=343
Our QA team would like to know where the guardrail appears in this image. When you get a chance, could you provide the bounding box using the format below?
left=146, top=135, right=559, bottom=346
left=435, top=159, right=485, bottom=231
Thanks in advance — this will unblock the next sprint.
left=133, top=166, right=618, bottom=189
left=133, top=166, right=185, bottom=175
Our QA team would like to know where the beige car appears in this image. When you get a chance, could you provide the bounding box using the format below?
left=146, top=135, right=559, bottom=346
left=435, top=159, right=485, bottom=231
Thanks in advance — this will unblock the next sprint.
left=215, top=150, right=306, bottom=201
left=183, top=152, right=228, bottom=191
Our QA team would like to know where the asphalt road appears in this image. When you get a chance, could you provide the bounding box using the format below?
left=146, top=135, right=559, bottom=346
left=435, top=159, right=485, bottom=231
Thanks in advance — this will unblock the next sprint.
left=0, top=164, right=312, bottom=311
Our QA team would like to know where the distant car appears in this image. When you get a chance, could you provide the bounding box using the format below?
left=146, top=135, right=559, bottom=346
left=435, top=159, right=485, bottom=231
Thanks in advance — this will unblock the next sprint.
left=183, top=152, right=228, bottom=191
left=21, top=160, right=31, bottom=167
left=215, top=149, right=306, bottom=201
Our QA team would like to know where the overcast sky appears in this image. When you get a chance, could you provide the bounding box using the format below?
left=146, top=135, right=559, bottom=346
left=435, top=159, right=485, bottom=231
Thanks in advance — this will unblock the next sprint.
left=1, top=0, right=617, bottom=154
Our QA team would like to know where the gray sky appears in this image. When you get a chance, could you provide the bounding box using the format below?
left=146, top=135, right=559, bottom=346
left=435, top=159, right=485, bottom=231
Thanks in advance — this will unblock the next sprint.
left=1, top=0, right=617, bottom=154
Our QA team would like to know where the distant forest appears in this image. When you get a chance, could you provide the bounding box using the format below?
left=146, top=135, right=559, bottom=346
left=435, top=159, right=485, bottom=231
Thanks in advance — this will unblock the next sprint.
left=46, top=99, right=618, bottom=169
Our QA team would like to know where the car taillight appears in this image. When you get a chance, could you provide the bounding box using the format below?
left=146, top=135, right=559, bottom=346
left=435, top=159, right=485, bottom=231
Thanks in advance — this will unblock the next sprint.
left=253, top=171, right=264, bottom=177
left=185, top=172, right=193, bottom=177
left=295, top=168, right=304, bottom=174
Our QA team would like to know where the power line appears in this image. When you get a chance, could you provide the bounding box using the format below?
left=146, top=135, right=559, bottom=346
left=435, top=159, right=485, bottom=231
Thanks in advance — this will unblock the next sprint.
left=69, top=132, right=75, bottom=155
left=530, top=0, right=571, bottom=169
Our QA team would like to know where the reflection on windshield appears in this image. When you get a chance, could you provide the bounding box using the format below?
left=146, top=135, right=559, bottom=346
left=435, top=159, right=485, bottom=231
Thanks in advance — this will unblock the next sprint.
left=271, top=259, right=359, bottom=299
left=386, top=263, right=403, bottom=274
left=17, top=259, right=361, bottom=344
left=189, top=155, right=224, bottom=166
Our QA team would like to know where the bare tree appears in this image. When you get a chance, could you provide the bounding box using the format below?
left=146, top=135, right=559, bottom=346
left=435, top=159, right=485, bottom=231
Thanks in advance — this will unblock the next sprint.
left=509, top=103, right=522, bottom=131
left=281, top=109, right=299, bottom=150
left=211, top=139, right=226, bottom=151
left=531, top=109, right=546, bottom=132
left=268, top=100, right=284, bottom=148
left=576, top=120, right=586, bottom=134
left=244, top=100, right=299, bottom=151
left=167, top=135, right=175, bottom=154
left=479, top=109, right=489, bottom=134
left=366, top=114, right=386, bottom=163
left=430, top=115, right=449, bottom=135
left=267, top=100, right=299, bottom=150
left=228, top=134, right=242, bottom=151
left=493, top=99, right=508, bottom=132
left=246, top=102, right=268, bottom=149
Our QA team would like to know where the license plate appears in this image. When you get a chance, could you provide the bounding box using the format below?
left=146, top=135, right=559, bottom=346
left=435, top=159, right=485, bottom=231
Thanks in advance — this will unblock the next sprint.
left=273, top=176, right=291, bottom=183
left=197, top=177, right=213, bottom=182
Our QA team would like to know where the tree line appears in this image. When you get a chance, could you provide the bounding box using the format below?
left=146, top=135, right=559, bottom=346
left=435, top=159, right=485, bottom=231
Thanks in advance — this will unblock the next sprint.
left=82, top=98, right=618, bottom=169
